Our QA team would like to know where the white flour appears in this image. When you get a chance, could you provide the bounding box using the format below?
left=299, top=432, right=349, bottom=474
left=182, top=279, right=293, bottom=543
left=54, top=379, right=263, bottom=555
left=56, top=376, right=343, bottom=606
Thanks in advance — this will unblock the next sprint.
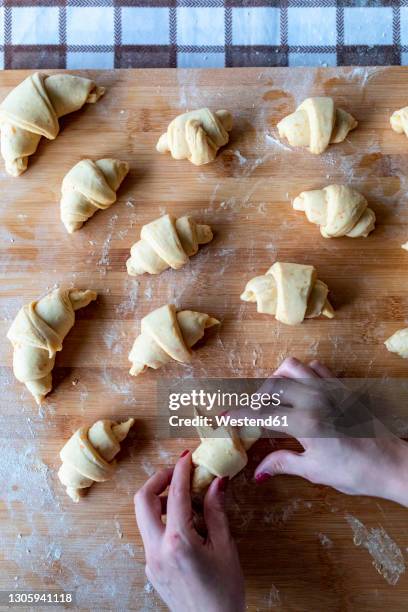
left=98, top=213, right=119, bottom=268
left=317, top=532, right=334, bottom=549
left=346, top=514, right=406, bottom=585
left=0, top=431, right=150, bottom=609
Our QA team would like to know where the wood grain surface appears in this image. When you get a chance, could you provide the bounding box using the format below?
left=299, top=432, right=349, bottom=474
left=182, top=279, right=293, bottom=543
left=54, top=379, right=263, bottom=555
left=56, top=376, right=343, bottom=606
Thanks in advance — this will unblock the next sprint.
left=0, top=67, right=408, bottom=611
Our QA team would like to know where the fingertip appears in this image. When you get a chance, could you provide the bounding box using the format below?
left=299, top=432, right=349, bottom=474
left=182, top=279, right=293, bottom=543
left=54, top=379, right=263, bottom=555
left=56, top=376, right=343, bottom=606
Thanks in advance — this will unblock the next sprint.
left=285, top=356, right=300, bottom=366
left=174, top=451, right=191, bottom=471
left=134, top=485, right=147, bottom=509
left=206, top=475, right=219, bottom=496
left=281, top=356, right=300, bottom=370
left=308, top=360, right=335, bottom=378
left=205, top=475, right=228, bottom=502
left=208, top=476, right=229, bottom=496
left=254, top=454, right=274, bottom=479
left=274, top=356, right=299, bottom=375
left=217, top=476, right=229, bottom=492
left=254, top=464, right=266, bottom=480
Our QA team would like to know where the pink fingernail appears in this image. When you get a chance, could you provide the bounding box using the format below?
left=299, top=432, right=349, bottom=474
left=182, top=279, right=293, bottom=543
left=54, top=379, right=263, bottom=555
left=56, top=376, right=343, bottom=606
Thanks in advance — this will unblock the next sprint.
left=218, top=476, right=229, bottom=492
left=255, top=472, right=270, bottom=483
left=179, top=449, right=190, bottom=458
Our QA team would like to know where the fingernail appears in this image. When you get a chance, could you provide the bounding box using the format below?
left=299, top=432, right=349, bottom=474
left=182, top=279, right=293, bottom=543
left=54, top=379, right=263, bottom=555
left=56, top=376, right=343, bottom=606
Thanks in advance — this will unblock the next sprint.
left=255, top=472, right=271, bottom=483
left=218, top=476, right=229, bottom=492
left=179, top=449, right=190, bottom=458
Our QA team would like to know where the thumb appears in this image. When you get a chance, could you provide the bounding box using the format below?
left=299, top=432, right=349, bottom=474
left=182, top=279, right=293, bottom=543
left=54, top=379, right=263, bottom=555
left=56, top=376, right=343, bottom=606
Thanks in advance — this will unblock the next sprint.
left=255, top=450, right=307, bottom=481
left=203, top=477, right=231, bottom=543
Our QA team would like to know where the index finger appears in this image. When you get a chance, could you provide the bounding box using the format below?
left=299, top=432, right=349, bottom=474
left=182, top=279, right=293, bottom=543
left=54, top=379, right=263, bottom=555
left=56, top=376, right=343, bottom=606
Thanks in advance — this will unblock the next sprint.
left=223, top=376, right=310, bottom=439
left=134, top=467, right=173, bottom=549
left=224, top=375, right=301, bottom=420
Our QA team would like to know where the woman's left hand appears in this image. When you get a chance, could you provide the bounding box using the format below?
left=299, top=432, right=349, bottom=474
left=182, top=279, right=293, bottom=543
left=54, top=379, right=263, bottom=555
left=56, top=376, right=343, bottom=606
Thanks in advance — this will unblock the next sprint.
left=134, top=451, right=245, bottom=612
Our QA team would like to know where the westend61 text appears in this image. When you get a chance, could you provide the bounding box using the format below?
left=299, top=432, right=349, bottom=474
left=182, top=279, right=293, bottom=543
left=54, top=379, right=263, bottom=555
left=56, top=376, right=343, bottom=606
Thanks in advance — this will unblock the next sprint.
left=168, top=414, right=289, bottom=428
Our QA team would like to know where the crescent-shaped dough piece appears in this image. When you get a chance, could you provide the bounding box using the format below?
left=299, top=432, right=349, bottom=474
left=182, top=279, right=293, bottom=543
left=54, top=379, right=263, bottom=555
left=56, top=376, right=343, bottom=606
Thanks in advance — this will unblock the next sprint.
left=293, top=185, right=376, bottom=238
left=241, top=262, right=334, bottom=325
left=129, top=304, right=219, bottom=376
left=192, top=422, right=261, bottom=496
left=156, top=108, right=233, bottom=165
left=390, top=107, right=408, bottom=136
left=0, top=72, right=105, bottom=176
left=126, top=214, right=213, bottom=275
left=385, top=329, right=408, bottom=359
left=7, top=287, right=97, bottom=404
left=58, top=418, right=135, bottom=502
left=60, top=158, right=129, bottom=233
left=277, top=97, right=357, bottom=154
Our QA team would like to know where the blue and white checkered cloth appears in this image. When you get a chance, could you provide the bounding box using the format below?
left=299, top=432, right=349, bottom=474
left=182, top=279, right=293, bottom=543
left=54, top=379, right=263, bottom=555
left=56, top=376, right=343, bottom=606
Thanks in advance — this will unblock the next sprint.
left=0, top=2, right=406, bottom=69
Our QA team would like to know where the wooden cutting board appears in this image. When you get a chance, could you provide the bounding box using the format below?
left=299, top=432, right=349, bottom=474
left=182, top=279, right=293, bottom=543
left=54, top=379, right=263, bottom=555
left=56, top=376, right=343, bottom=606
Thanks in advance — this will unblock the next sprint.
left=0, top=67, right=408, bottom=611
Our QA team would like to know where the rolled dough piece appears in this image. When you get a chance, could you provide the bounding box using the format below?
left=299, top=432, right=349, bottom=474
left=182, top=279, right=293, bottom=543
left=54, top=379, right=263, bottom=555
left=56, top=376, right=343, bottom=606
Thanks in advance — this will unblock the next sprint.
left=7, top=288, right=97, bottom=404
left=241, top=262, right=334, bottom=325
left=60, top=158, right=129, bottom=233
left=293, top=184, right=376, bottom=238
left=58, top=418, right=135, bottom=502
left=126, top=213, right=213, bottom=275
left=156, top=108, right=233, bottom=165
left=277, top=97, right=357, bottom=154
left=192, top=422, right=261, bottom=496
left=402, top=242, right=408, bottom=251
left=385, top=329, right=408, bottom=359
left=128, top=304, right=219, bottom=376
left=390, top=107, right=408, bottom=136
left=0, top=72, right=105, bottom=176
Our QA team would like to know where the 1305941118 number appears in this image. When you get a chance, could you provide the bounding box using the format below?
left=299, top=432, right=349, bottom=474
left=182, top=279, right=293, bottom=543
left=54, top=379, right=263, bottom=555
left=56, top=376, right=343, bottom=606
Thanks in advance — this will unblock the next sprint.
left=0, top=591, right=76, bottom=606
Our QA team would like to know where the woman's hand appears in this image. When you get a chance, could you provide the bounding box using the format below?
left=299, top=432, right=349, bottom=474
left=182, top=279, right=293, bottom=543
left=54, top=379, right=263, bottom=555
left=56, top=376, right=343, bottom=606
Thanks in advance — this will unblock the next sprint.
left=243, top=357, right=408, bottom=507
left=134, top=451, right=245, bottom=612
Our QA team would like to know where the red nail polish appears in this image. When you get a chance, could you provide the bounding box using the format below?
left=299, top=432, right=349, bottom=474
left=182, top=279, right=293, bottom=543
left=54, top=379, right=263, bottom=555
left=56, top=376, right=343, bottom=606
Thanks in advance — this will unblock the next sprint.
left=179, top=449, right=190, bottom=458
left=218, top=476, right=229, bottom=492
left=255, top=472, right=270, bottom=483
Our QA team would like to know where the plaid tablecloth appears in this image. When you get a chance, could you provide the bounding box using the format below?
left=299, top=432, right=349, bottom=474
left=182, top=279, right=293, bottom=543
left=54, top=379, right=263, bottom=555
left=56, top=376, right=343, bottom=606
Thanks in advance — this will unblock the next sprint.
left=0, top=1, right=406, bottom=70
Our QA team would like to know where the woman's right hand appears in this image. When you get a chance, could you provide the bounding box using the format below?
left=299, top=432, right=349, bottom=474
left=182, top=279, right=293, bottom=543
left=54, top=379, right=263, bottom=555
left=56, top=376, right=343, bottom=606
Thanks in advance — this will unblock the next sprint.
left=236, top=357, right=408, bottom=507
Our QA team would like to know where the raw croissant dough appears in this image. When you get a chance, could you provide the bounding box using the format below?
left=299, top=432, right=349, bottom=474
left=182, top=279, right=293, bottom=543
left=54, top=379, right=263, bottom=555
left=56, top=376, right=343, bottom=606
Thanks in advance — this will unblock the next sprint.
left=7, top=288, right=96, bottom=404
left=192, top=422, right=261, bottom=495
left=293, top=185, right=376, bottom=238
left=129, top=304, right=219, bottom=376
left=58, top=418, right=135, bottom=502
left=385, top=329, right=408, bottom=359
left=0, top=72, right=104, bottom=176
left=156, top=108, right=233, bottom=165
left=277, top=97, right=357, bottom=154
left=61, top=158, right=129, bottom=233
left=390, top=107, right=408, bottom=136
left=126, top=214, right=213, bottom=275
left=241, top=262, right=334, bottom=325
